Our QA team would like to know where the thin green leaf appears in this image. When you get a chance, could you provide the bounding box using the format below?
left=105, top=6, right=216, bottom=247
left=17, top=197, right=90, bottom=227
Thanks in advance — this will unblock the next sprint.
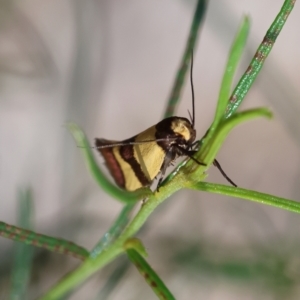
left=211, top=16, right=250, bottom=131
left=225, top=0, right=296, bottom=118
left=164, top=0, right=207, bottom=118
left=10, top=188, right=34, bottom=300
left=67, top=122, right=152, bottom=203
left=190, top=182, right=300, bottom=214
left=90, top=203, right=135, bottom=258
left=0, top=221, right=89, bottom=260
left=126, top=249, right=175, bottom=300
left=190, top=108, right=272, bottom=173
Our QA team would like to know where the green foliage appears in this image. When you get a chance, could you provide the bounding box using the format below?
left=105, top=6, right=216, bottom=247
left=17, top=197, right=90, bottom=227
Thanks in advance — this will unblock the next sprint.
left=0, top=0, right=298, bottom=299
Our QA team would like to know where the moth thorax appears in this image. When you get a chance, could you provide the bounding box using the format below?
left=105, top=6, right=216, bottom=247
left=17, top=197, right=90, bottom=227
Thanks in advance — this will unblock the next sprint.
left=171, top=118, right=196, bottom=143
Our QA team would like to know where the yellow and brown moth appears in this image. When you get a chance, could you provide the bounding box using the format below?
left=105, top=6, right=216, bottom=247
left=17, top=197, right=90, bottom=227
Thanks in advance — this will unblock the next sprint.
left=95, top=52, right=236, bottom=191
left=95, top=116, right=198, bottom=191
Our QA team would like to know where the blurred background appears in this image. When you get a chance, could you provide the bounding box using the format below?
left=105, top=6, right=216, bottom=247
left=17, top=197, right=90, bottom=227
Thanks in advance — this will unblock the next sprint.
left=0, top=0, right=300, bottom=299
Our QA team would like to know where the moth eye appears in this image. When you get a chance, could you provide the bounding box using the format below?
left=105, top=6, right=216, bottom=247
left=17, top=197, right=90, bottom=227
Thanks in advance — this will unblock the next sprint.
left=178, top=137, right=188, bottom=145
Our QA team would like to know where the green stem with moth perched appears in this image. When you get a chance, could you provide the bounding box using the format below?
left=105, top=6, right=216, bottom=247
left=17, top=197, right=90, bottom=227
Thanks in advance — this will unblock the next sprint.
left=40, top=0, right=297, bottom=298
left=40, top=108, right=273, bottom=300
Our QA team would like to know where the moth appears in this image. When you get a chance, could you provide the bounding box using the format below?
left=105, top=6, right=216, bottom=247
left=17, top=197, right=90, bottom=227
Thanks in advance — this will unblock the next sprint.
left=95, top=116, right=200, bottom=191
left=95, top=53, right=236, bottom=191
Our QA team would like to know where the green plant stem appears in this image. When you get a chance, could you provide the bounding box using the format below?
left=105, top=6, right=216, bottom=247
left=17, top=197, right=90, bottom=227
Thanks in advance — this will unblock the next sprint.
left=39, top=176, right=185, bottom=299
left=40, top=0, right=297, bottom=298
left=225, top=0, right=296, bottom=118
left=191, top=182, right=300, bottom=214
left=39, top=245, right=124, bottom=300
left=90, top=203, right=135, bottom=258
left=39, top=106, right=274, bottom=300
left=46, top=106, right=267, bottom=299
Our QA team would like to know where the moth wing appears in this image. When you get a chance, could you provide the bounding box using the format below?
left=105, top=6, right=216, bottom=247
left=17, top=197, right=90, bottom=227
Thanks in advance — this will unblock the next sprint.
left=95, top=138, right=126, bottom=189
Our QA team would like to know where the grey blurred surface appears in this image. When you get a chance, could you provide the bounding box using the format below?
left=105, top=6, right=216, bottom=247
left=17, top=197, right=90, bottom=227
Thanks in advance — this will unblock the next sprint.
left=0, top=0, right=300, bottom=299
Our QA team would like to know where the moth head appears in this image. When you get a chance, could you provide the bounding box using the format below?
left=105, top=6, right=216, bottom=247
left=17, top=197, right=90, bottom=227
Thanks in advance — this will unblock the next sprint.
left=170, top=117, right=196, bottom=147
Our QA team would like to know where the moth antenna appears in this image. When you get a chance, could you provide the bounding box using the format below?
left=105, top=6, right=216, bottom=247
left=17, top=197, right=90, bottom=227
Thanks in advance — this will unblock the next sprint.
left=213, top=159, right=237, bottom=187
left=190, top=49, right=195, bottom=128
left=77, top=145, right=95, bottom=149
left=94, top=137, right=178, bottom=149
left=187, top=109, right=193, bottom=124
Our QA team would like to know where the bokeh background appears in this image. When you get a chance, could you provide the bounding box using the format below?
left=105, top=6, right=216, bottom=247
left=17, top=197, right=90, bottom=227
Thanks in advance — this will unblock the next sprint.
left=1, top=0, right=300, bottom=299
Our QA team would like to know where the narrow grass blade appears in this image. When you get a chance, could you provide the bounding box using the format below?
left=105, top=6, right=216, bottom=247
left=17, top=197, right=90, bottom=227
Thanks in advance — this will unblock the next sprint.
left=126, top=249, right=175, bottom=300
left=225, top=0, right=297, bottom=118
left=10, top=188, right=34, bottom=300
left=68, top=122, right=152, bottom=203
left=164, top=0, right=207, bottom=118
left=0, top=221, right=89, bottom=260
left=191, top=182, right=300, bottom=214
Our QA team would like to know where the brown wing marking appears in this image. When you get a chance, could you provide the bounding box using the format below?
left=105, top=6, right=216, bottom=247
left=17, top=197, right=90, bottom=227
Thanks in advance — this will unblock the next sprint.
left=95, top=138, right=125, bottom=189
left=119, top=141, right=150, bottom=188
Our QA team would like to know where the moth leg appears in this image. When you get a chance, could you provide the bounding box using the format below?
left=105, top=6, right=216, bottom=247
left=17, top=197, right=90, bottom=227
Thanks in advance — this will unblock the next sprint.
left=213, top=159, right=237, bottom=187
left=175, top=145, right=206, bottom=166
left=156, top=150, right=176, bottom=192
left=191, top=140, right=200, bottom=151
left=156, top=176, right=164, bottom=192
